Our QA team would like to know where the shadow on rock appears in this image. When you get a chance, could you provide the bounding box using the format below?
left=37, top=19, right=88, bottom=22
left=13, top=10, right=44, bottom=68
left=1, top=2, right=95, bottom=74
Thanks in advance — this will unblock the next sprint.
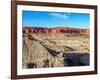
left=63, top=53, right=90, bottom=66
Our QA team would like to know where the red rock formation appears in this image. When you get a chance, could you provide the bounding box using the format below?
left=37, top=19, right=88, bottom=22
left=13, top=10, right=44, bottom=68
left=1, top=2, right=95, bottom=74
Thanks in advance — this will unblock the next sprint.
left=23, top=26, right=89, bottom=35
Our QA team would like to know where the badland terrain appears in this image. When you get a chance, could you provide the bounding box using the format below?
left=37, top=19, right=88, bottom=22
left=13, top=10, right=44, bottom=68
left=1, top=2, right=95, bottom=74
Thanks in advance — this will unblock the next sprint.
left=22, top=26, right=90, bottom=69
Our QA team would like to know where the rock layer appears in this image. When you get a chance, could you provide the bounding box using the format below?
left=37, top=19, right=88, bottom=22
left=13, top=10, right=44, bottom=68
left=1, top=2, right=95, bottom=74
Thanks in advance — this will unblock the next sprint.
left=23, top=26, right=89, bottom=35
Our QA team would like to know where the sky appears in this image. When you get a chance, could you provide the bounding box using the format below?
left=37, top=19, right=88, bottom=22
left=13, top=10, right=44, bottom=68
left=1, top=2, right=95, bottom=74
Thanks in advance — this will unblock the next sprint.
left=22, top=11, right=90, bottom=29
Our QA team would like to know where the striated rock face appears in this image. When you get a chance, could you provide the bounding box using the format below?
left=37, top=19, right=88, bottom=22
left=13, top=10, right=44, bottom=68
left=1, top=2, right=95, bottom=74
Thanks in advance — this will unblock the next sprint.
left=23, top=26, right=89, bottom=35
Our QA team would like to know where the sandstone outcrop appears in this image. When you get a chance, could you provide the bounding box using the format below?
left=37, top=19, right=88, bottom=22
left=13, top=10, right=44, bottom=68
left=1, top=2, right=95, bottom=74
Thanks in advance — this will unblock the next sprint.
left=23, top=36, right=64, bottom=69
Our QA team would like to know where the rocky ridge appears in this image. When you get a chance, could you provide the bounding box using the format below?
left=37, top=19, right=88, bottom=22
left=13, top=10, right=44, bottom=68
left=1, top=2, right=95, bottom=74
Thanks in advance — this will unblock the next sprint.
left=23, top=26, right=89, bottom=35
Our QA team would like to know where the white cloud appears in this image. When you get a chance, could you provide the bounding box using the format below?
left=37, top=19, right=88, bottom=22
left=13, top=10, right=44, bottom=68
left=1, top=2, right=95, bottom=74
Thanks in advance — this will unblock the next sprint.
left=49, top=13, right=69, bottom=19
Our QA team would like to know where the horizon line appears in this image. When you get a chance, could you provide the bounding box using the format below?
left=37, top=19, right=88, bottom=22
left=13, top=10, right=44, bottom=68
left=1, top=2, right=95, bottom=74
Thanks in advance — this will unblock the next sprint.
left=22, top=26, right=89, bottom=29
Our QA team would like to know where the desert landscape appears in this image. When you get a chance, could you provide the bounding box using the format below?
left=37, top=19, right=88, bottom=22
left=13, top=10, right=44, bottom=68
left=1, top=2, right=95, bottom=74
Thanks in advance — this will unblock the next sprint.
left=22, top=26, right=90, bottom=69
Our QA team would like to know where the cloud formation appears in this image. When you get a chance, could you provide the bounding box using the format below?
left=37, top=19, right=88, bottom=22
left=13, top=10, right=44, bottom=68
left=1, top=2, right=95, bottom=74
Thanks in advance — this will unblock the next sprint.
left=49, top=13, right=69, bottom=19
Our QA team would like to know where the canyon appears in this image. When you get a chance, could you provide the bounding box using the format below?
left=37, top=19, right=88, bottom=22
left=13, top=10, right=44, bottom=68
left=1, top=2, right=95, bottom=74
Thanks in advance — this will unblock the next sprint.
left=22, top=26, right=90, bottom=68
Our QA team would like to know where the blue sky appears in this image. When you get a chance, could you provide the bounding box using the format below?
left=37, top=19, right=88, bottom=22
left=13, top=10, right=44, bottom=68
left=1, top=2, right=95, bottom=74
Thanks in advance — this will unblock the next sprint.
left=22, top=11, right=90, bottom=29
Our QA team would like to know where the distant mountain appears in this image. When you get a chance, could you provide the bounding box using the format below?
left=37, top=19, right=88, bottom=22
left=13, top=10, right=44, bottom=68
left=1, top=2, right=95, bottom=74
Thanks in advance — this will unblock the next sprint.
left=23, top=26, right=89, bottom=35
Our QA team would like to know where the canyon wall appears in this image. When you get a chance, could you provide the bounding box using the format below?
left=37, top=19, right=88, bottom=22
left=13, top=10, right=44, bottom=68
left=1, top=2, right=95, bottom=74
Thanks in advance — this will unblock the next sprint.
left=23, top=26, right=89, bottom=35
